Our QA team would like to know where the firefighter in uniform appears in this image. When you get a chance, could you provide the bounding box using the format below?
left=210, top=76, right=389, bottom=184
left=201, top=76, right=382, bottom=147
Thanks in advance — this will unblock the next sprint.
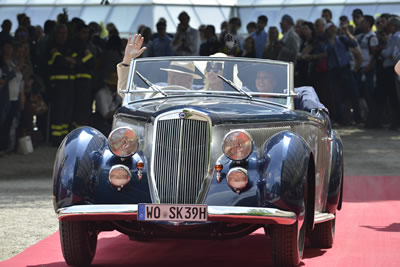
left=71, top=24, right=96, bottom=128
left=47, top=24, right=76, bottom=145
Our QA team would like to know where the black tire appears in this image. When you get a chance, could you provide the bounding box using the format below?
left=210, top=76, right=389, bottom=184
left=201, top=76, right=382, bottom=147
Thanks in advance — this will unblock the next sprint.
left=59, top=220, right=98, bottom=266
left=270, top=197, right=307, bottom=266
left=309, top=218, right=335, bottom=248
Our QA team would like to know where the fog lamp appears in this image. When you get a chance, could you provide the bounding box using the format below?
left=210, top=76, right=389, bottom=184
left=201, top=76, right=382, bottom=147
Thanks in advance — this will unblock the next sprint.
left=109, top=165, right=131, bottom=191
left=108, top=126, right=138, bottom=157
left=222, top=130, right=253, bottom=161
left=227, top=167, right=248, bottom=193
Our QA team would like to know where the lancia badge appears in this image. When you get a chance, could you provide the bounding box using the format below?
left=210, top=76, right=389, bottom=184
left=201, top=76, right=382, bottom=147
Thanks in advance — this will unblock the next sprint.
left=179, top=112, right=186, bottom=119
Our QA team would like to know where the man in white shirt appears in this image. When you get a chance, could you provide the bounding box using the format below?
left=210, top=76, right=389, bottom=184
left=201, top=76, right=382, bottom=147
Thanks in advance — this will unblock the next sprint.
left=277, top=14, right=301, bottom=63
left=172, top=12, right=200, bottom=56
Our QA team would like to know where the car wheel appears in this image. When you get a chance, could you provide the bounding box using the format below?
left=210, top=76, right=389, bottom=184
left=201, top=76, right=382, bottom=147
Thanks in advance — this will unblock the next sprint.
left=59, top=220, right=98, bottom=266
left=270, top=195, right=307, bottom=266
left=309, top=217, right=335, bottom=248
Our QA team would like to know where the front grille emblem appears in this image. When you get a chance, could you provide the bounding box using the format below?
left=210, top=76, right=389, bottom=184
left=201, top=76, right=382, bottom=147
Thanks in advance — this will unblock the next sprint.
left=179, top=112, right=186, bottom=119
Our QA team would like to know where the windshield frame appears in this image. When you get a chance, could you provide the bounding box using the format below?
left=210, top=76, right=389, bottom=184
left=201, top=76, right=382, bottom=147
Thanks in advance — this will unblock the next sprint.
left=122, top=56, right=295, bottom=109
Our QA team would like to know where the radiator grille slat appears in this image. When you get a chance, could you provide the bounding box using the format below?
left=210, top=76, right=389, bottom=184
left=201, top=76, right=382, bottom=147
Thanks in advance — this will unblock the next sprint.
left=153, top=118, right=209, bottom=204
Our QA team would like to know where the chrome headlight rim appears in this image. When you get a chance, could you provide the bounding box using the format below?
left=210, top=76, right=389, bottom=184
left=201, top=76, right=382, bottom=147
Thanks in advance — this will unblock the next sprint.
left=108, top=126, right=139, bottom=158
left=222, top=129, right=253, bottom=161
left=226, top=167, right=249, bottom=193
left=109, top=164, right=132, bottom=190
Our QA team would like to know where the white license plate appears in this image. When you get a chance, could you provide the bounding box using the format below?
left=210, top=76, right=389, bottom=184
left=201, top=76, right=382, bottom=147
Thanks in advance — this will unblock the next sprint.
left=137, top=204, right=208, bottom=222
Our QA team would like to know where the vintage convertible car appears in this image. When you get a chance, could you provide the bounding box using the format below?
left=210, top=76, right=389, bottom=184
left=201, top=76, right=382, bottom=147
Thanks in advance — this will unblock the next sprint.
left=53, top=57, right=343, bottom=267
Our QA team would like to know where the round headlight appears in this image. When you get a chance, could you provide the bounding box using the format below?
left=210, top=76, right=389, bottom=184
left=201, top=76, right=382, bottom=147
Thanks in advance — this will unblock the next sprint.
left=222, top=130, right=253, bottom=161
left=227, top=167, right=248, bottom=193
left=109, top=165, right=131, bottom=191
left=108, top=127, right=139, bottom=157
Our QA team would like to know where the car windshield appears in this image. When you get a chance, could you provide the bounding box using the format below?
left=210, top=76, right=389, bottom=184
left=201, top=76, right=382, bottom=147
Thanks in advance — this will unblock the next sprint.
left=124, top=57, right=293, bottom=107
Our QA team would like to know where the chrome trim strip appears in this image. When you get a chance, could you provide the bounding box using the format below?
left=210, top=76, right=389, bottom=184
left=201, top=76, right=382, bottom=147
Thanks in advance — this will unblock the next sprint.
left=57, top=205, right=297, bottom=225
left=314, top=212, right=335, bottom=224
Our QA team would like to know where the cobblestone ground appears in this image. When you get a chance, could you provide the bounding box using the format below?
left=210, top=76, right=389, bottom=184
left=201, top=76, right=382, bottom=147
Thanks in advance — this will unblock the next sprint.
left=0, top=127, right=399, bottom=261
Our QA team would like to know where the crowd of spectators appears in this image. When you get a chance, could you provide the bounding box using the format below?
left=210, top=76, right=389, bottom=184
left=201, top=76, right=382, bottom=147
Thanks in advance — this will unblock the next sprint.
left=1, top=8, right=400, bottom=156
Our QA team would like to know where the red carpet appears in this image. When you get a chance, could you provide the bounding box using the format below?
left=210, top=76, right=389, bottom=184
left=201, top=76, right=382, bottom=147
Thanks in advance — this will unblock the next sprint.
left=1, top=176, right=400, bottom=267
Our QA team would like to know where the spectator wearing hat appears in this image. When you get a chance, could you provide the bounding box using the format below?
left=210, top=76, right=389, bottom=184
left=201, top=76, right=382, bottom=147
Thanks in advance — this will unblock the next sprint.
left=276, top=14, right=301, bottom=63
left=149, top=19, right=173, bottom=57
left=250, top=15, right=268, bottom=58
left=172, top=11, right=200, bottom=56
left=94, top=72, right=121, bottom=135
left=352, top=9, right=364, bottom=35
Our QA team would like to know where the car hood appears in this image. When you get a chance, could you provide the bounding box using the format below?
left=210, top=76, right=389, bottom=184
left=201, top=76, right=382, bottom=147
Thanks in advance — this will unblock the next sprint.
left=117, top=96, right=300, bottom=125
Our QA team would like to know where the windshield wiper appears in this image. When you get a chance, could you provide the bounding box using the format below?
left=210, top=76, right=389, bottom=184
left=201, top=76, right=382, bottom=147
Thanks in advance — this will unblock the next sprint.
left=136, top=71, right=168, bottom=97
left=218, top=75, right=252, bottom=99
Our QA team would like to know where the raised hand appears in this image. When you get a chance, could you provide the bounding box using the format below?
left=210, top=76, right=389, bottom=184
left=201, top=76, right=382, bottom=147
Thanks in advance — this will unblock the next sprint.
left=122, top=34, right=147, bottom=65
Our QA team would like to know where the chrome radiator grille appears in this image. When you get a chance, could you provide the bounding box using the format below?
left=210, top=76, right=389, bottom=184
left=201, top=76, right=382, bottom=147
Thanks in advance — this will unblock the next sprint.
left=153, top=118, right=210, bottom=204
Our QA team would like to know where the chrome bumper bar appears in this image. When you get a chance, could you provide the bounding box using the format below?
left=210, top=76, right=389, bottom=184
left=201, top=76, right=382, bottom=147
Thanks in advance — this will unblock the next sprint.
left=57, top=204, right=297, bottom=225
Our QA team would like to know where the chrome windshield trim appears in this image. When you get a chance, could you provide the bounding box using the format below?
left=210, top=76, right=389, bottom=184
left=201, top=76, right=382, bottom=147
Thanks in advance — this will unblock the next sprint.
left=57, top=204, right=297, bottom=225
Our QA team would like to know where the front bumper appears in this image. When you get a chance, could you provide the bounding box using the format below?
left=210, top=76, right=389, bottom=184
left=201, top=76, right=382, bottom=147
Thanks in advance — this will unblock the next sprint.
left=57, top=205, right=296, bottom=225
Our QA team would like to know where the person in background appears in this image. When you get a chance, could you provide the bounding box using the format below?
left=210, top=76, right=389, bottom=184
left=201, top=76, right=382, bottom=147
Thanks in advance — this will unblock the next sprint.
left=71, top=23, right=96, bottom=128
left=199, top=25, right=220, bottom=56
left=295, top=21, right=315, bottom=87
left=381, top=16, right=400, bottom=130
left=294, top=19, right=305, bottom=36
left=219, top=20, right=229, bottom=45
left=374, top=13, right=391, bottom=127
left=172, top=11, right=199, bottom=56
left=356, top=15, right=379, bottom=127
left=198, top=24, right=206, bottom=44
left=94, top=72, right=121, bottom=135
left=324, top=22, right=361, bottom=125
left=0, top=19, right=13, bottom=44
left=277, top=14, right=301, bottom=63
left=242, top=36, right=256, bottom=58
left=321, top=8, right=333, bottom=24
left=352, top=9, right=364, bottom=35
left=149, top=19, right=173, bottom=57
left=250, top=15, right=268, bottom=58
left=263, top=26, right=280, bottom=60
left=228, top=17, right=244, bottom=52
left=246, top=22, right=257, bottom=35
left=2, top=41, right=24, bottom=153
left=139, top=26, right=152, bottom=57
left=47, top=24, right=75, bottom=146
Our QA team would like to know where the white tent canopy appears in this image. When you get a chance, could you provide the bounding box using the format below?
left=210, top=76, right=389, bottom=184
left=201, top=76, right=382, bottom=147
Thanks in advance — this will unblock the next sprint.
left=0, top=0, right=399, bottom=35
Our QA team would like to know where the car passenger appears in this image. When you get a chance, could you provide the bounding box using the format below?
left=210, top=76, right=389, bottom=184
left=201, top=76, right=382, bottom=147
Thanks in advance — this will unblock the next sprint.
left=203, top=61, right=224, bottom=91
left=160, top=61, right=202, bottom=89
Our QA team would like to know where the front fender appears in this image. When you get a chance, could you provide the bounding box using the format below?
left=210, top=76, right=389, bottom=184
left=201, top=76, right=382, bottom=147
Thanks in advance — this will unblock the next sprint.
left=258, top=131, right=311, bottom=217
left=53, top=127, right=152, bottom=212
left=53, top=127, right=108, bottom=212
